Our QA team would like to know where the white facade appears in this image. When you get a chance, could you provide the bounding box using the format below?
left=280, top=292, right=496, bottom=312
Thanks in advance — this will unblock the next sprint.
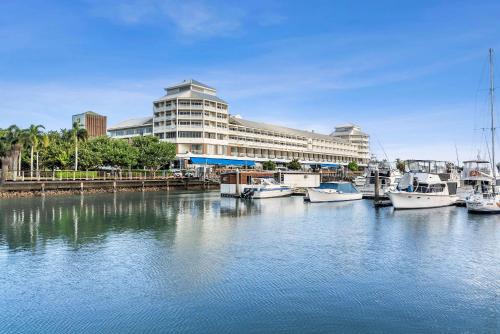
left=111, top=79, right=370, bottom=166
left=153, top=79, right=230, bottom=157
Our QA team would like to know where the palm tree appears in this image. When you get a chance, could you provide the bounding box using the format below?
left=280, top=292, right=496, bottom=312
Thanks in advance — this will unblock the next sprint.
left=71, top=122, right=88, bottom=171
left=26, top=124, right=45, bottom=178
left=38, top=133, right=50, bottom=173
left=5, top=125, right=24, bottom=176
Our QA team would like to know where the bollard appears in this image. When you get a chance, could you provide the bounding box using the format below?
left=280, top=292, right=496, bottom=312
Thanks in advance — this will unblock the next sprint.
left=374, top=170, right=380, bottom=203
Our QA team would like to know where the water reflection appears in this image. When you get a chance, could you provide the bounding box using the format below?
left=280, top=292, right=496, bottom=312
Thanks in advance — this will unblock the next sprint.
left=0, top=192, right=498, bottom=333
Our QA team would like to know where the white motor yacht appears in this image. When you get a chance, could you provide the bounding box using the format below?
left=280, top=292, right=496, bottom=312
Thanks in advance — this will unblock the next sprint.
left=307, top=182, right=362, bottom=203
left=457, top=160, right=498, bottom=204
left=388, top=160, right=459, bottom=209
left=241, top=177, right=293, bottom=199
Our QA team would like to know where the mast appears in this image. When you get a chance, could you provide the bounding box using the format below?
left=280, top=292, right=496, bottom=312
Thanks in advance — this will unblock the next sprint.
left=489, top=48, right=496, bottom=183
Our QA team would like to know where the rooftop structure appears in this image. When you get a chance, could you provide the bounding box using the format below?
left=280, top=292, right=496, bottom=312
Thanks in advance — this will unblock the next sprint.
left=72, top=111, right=107, bottom=138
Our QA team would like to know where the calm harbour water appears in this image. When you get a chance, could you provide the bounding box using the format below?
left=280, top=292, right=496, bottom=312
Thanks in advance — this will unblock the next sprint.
left=0, top=191, right=498, bottom=333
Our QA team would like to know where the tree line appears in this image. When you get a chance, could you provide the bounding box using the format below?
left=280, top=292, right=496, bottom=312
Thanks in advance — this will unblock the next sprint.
left=0, top=123, right=176, bottom=175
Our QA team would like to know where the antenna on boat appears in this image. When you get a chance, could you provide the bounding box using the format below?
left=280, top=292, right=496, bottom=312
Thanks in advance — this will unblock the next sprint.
left=454, top=142, right=460, bottom=167
left=489, top=49, right=496, bottom=181
left=375, top=136, right=389, bottom=161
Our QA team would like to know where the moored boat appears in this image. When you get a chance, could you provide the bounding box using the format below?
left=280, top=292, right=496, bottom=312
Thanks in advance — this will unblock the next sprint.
left=456, top=160, right=498, bottom=205
left=357, top=160, right=402, bottom=198
left=388, top=160, right=459, bottom=209
left=242, top=177, right=293, bottom=199
left=306, top=182, right=362, bottom=203
left=466, top=193, right=500, bottom=213
left=465, top=48, right=500, bottom=214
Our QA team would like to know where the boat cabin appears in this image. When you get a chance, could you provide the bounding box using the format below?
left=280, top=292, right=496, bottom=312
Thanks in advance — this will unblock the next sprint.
left=220, top=171, right=274, bottom=197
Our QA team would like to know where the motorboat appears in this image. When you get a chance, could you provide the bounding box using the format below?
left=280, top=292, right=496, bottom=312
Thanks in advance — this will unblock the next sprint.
left=465, top=48, right=500, bottom=214
left=387, top=160, right=459, bottom=209
left=457, top=160, right=499, bottom=205
left=241, top=177, right=293, bottom=199
left=306, top=182, right=362, bottom=203
left=466, top=192, right=500, bottom=213
left=357, top=160, right=402, bottom=198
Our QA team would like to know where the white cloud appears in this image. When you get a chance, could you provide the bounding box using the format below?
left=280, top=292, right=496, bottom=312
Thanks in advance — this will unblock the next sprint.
left=86, top=0, right=266, bottom=38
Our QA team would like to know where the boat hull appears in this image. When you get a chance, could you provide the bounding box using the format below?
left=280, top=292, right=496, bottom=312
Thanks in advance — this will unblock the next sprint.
left=388, top=191, right=458, bottom=209
left=251, top=188, right=293, bottom=199
left=307, top=189, right=363, bottom=203
left=466, top=195, right=500, bottom=213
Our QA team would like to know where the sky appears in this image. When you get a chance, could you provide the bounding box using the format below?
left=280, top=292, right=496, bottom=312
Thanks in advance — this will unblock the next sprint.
left=1, top=0, right=500, bottom=161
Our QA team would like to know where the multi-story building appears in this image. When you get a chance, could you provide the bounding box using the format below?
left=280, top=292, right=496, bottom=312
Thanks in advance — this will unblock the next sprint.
left=72, top=111, right=107, bottom=138
left=110, top=79, right=370, bottom=167
left=330, top=124, right=370, bottom=159
left=153, top=79, right=230, bottom=157
left=108, top=117, right=153, bottom=140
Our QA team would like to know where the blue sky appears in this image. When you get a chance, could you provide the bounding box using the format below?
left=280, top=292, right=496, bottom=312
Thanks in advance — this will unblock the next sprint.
left=1, top=0, right=499, bottom=161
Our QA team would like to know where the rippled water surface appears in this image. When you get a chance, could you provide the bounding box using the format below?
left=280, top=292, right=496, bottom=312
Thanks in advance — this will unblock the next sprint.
left=0, top=191, right=498, bottom=333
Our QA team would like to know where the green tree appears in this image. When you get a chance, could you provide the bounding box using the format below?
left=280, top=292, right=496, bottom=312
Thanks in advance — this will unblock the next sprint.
left=287, top=159, right=301, bottom=170
left=395, top=158, right=405, bottom=173
left=347, top=161, right=359, bottom=171
left=77, top=137, right=106, bottom=170
left=71, top=122, right=88, bottom=171
left=39, top=130, right=72, bottom=170
left=262, top=160, right=277, bottom=171
left=131, top=136, right=176, bottom=170
left=25, top=124, right=45, bottom=178
left=105, top=139, right=138, bottom=168
left=4, top=125, right=25, bottom=174
left=0, top=128, right=8, bottom=159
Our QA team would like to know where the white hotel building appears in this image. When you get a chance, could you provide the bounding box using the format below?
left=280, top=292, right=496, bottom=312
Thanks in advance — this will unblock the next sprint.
left=108, top=79, right=370, bottom=168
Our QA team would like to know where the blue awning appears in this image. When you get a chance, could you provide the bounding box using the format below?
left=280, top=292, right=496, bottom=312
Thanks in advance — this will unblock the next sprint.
left=190, top=157, right=255, bottom=167
left=320, top=163, right=341, bottom=168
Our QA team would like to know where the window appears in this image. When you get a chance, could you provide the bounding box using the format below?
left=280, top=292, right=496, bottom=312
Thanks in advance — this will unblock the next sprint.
left=191, top=144, right=202, bottom=154
left=205, top=132, right=216, bottom=139
left=165, top=132, right=176, bottom=138
left=178, top=131, right=202, bottom=138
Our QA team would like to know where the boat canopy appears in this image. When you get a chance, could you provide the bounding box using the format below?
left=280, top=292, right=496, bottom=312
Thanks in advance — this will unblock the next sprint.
left=190, top=157, right=255, bottom=167
left=319, top=182, right=358, bottom=193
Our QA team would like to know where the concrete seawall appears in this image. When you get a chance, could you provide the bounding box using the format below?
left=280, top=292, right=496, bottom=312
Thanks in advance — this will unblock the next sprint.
left=0, top=179, right=219, bottom=198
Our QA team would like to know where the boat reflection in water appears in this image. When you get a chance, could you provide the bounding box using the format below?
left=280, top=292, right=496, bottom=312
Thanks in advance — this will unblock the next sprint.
left=0, top=191, right=498, bottom=333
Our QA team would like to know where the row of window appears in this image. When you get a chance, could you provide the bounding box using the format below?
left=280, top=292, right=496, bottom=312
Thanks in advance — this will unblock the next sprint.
left=154, top=110, right=228, bottom=119
left=154, top=99, right=227, bottom=110
left=229, top=126, right=359, bottom=149
left=228, top=135, right=307, bottom=148
left=109, top=127, right=152, bottom=136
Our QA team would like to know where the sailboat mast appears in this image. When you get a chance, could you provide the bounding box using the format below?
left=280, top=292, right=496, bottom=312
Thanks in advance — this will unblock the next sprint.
left=489, top=48, right=496, bottom=180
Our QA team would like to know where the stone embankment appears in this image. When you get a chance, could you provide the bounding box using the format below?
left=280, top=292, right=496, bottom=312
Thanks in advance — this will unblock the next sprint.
left=0, top=179, right=219, bottom=199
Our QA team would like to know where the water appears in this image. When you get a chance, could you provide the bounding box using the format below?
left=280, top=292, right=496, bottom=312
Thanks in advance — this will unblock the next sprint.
left=0, top=191, right=498, bottom=333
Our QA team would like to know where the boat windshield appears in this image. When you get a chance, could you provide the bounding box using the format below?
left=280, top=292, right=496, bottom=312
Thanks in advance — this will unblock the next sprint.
left=406, top=160, right=448, bottom=174
left=319, top=183, right=358, bottom=193
left=462, top=161, right=492, bottom=177
left=252, top=177, right=277, bottom=185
